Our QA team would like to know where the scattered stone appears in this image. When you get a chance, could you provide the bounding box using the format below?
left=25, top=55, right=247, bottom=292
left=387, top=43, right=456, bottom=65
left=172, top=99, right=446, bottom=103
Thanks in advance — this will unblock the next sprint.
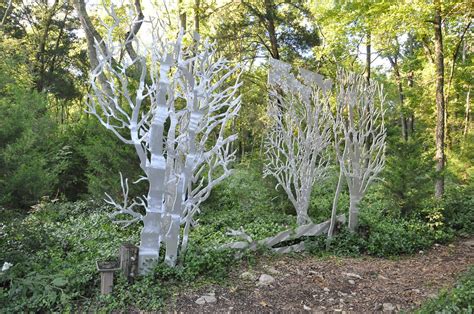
left=374, top=303, right=383, bottom=311
left=419, top=250, right=424, bottom=254
left=463, top=240, right=474, bottom=247
left=448, top=244, right=455, bottom=248
left=383, top=303, right=396, bottom=311
left=257, top=274, right=275, bottom=286
left=342, top=272, right=362, bottom=279
left=195, top=292, right=217, bottom=305
left=240, top=271, right=257, bottom=281
left=348, top=279, right=355, bottom=285
left=412, top=289, right=421, bottom=293
left=303, top=305, right=311, bottom=311
left=377, top=274, right=389, bottom=280
left=434, top=243, right=441, bottom=247
left=323, top=287, right=330, bottom=292
left=264, top=265, right=281, bottom=275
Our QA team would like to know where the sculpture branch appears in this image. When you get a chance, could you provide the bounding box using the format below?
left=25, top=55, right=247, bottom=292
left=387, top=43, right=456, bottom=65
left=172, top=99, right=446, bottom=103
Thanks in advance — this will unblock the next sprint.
left=264, top=58, right=332, bottom=225
left=333, top=70, right=387, bottom=232
left=83, top=4, right=241, bottom=273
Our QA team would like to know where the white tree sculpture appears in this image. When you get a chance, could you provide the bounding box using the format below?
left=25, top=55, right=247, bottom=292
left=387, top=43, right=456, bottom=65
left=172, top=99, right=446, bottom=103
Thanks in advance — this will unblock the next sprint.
left=329, top=70, right=386, bottom=233
left=86, top=10, right=241, bottom=273
left=264, top=58, right=332, bottom=225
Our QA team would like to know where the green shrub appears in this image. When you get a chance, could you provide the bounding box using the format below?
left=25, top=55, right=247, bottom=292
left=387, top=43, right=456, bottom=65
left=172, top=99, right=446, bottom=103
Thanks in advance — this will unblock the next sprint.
left=306, top=228, right=367, bottom=257
left=0, top=201, right=139, bottom=311
left=417, top=266, right=474, bottom=314
left=363, top=218, right=435, bottom=256
left=442, top=184, right=474, bottom=235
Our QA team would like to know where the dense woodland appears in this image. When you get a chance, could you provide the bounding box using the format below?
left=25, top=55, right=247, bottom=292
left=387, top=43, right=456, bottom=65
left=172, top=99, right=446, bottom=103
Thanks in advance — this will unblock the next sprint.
left=0, top=0, right=473, bottom=311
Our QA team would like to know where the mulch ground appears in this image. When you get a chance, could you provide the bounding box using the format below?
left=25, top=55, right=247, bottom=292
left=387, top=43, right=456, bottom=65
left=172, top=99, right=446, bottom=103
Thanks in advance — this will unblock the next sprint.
left=168, top=237, right=474, bottom=312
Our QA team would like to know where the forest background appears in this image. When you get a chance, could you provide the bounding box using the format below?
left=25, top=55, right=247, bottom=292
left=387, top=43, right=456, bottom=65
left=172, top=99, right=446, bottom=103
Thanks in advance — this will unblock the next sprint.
left=0, top=0, right=472, bottom=311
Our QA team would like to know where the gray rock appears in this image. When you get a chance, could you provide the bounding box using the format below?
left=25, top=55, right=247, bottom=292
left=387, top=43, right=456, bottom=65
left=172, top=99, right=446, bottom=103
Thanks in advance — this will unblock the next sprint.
left=463, top=239, right=474, bottom=247
left=257, top=274, right=275, bottom=286
left=348, top=279, right=355, bottom=285
left=374, top=303, right=383, bottom=311
left=264, top=265, right=281, bottom=275
left=383, top=303, right=396, bottom=311
left=240, top=271, right=257, bottom=281
left=342, top=272, right=362, bottom=279
left=195, top=292, right=217, bottom=305
left=323, top=287, right=330, bottom=292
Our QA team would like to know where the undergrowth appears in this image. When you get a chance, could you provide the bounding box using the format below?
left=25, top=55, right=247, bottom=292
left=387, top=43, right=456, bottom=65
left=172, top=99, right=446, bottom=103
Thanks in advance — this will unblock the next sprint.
left=416, top=266, right=474, bottom=314
left=0, top=164, right=472, bottom=311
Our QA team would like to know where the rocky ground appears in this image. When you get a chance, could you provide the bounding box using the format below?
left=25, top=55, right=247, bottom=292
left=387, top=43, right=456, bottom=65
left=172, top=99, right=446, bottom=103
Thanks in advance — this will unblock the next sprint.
left=168, top=238, right=474, bottom=312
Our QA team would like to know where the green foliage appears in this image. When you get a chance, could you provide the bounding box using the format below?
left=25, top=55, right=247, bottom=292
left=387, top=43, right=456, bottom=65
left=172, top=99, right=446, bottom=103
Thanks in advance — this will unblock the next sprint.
left=75, top=120, right=145, bottom=199
left=0, top=43, right=65, bottom=208
left=442, top=184, right=474, bottom=235
left=362, top=217, right=435, bottom=257
left=194, top=160, right=296, bottom=246
left=417, top=266, right=474, bottom=314
left=0, top=200, right=251, bottom=311
left=382, top=133, right=435, bottom=216
left=306, top=228, right=367, bottom=257
left=0, top=201, right=139, bottom=311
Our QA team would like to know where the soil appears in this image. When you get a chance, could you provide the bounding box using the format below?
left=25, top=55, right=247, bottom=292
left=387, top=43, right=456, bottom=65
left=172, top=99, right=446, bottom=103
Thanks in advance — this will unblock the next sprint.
left=168, top=238, right=474, bottom=312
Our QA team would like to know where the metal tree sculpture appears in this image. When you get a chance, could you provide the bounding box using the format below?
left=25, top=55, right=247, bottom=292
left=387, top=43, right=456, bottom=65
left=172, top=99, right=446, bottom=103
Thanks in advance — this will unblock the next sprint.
left=264, top=58, right=332, bottom=225
left=330, top=70, right=386, bottom=232
left=87, top=11, right=241, bottom=273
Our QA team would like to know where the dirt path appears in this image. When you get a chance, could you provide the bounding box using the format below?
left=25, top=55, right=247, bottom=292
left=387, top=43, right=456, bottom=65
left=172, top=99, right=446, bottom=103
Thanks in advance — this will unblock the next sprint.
left=170, top=238, right=474, bottom=312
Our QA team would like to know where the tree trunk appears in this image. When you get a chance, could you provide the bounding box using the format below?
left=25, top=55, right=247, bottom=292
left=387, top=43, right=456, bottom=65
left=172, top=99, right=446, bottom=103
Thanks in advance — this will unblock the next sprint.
left=388, top=56, right=408, bottom=141
left=407, top=71, right=415, bottom=136
left=178, top=0, right=186, bottom=31
left=264, top=0, right=280, bottom=59
left=463, top=87, right=471, bottom=138
left=434, top=0, right=445, bottom=199
left=194, top=0, right=200, bottom=33
left=365, top=30, right=371, bottom=83
left=35, top=0, right=59, bottom=92
left=444, top=21, right=471, bottom=149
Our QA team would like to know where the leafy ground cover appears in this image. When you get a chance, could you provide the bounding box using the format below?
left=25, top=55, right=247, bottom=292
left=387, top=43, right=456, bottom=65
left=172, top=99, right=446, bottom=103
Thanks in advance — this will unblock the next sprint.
left=1, top=164, right=472, bottom=311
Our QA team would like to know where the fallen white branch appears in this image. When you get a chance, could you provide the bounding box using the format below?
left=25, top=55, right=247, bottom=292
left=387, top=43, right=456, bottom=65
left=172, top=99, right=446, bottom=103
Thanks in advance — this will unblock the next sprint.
left=218, top=214, right=346, bottom=253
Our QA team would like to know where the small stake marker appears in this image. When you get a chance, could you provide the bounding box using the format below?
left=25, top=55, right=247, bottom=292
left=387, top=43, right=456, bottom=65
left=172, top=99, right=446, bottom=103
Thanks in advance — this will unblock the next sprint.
left=96, top=260, right=121, bottom=295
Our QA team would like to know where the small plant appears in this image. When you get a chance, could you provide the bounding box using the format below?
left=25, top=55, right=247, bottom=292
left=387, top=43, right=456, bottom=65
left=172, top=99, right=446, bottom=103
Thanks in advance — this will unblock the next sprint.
left=417, top=267, right=474, bottom=314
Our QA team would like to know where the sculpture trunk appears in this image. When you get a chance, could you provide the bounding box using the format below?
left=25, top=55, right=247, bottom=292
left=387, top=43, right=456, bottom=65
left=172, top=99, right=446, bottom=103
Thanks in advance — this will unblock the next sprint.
left=139, top=76, right=169, bottom=272
left=84, top=8, right=241, bottom=274
left=139, top=134, right=167, bottom=273
left=296, top=198, right=312, bottom=225
left=164, top=176, right=186, bottom=267
left=348, top=194, right=361, bottom=232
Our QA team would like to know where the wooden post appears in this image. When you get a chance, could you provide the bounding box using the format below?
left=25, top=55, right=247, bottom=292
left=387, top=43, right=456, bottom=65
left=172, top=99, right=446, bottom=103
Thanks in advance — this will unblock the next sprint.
left=120, top=243, right=139, bottom=283
left=96, top=260, right=120, bottom=295
left=99, top=271, right=114, bottom=295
